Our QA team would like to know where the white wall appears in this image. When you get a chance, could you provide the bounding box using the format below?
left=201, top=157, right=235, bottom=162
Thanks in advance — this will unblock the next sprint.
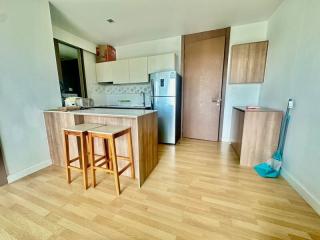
left=259, top=0, right=320, bottom=214
left=116, top=36, right=182, bottom=74
left=0, top=0, right=61, bottom=182
left=222, top=22, right=268, bottom=141
left=83, top=50, right=107, bottom=105
left=52, top=25, right=96, bottom=53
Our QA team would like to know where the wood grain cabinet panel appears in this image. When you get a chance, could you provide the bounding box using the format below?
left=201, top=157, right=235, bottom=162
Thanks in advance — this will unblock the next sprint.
left=247, top=41, right=268, bottom=83
left=231, top=107, right=282, bottom=167
left=230, top=41, right=268, bottom=84
left=230, top=44, right=249, bottom=84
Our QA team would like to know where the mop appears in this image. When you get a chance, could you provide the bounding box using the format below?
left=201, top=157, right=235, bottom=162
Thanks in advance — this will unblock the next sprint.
left=254, top=99, right=294, bottom=178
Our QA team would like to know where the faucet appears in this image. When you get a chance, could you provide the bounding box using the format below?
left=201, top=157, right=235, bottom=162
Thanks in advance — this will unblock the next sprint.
left=140, top=91, right=146, bottom=107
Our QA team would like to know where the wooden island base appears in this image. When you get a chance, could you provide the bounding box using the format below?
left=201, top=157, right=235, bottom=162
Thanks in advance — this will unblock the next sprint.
left=44, top=109, right=158, bottom=187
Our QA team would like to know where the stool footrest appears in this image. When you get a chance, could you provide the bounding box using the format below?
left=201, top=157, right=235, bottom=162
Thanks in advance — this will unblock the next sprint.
left=117, top=156, right=130, bottom=161
left=69, top=157, right=80, bottom=164
left=95, top=160, right=109, bottom=168
left=94, top=155, right=107, bottom=162
left=118, top=163, right=132, bottom=176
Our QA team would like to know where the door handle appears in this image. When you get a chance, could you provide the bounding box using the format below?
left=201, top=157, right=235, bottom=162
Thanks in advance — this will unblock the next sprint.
left=211, top=98, right=222, bottom=106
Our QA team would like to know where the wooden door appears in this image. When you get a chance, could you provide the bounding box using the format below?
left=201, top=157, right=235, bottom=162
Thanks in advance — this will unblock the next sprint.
left=183, top=34, right=226, bottom=141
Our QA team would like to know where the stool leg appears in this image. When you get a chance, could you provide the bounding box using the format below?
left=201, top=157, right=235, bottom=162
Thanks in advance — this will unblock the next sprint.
left=127, top=129, right=135, bottom=179
left=63, top=131, right=71, bottom=184
left=76, top=136, right=83, bottom=170
left=88, top=133, right=96, bottom=188
left=80, top=133, right=88, bottom=190
left=110, top=137, right=120, bottom=196
left=103, top=139, right=111, bottom=171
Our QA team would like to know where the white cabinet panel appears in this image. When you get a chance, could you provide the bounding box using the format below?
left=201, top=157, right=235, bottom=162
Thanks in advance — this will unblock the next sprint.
left=96, top=62, right=113, bottom=82
left=112, top=59, right=130, bottom=84
left=95, top=53, right=175, bottom=84
left=148, top=53, right=175, bottom=74
left=129, top=57, right=148, bottom=83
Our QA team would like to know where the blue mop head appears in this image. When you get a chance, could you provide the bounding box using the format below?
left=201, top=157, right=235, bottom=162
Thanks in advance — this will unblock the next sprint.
left=254, top=162, right=280, bottom=178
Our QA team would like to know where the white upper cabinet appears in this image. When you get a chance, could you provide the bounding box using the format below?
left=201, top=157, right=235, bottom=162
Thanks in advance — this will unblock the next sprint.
left=129, top=57, right=148, bottom=83
left=95, top=53, right=176, bottom=84
left=96, top=61, right=113, bottom=83
left=147, top=53, right=176, bottom=74
left=112, top=59, right=130, bottom=84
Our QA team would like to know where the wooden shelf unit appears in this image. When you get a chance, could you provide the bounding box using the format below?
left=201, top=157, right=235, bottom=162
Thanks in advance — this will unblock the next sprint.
left=230, top=106, right=283, bottom=167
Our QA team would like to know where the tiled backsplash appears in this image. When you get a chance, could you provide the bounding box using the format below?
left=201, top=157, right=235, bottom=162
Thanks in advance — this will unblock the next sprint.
left=104, top=83, right=151, bottom=95
left=87, top=82, right=152, bottom=106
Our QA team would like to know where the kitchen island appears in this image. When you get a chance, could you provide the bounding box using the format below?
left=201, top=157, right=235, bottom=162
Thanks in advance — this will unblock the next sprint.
left=43, top=108, right=158, bottom=187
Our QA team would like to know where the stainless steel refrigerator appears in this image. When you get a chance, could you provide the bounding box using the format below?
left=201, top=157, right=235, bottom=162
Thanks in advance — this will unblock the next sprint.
left=150, top=71, right=182, bottom=144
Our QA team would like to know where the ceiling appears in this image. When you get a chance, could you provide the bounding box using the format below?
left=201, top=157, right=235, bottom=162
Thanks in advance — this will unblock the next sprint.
left=49, top=0, right=283, bottom=46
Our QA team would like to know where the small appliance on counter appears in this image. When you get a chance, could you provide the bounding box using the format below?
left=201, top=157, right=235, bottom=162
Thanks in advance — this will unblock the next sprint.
left=150, top=71, right=182, bottom=144
left=65, top=97, right=94, bottom=108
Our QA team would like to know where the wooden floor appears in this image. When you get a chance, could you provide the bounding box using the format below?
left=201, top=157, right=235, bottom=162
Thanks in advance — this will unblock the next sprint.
left=0, top=139, right=319, bottom=240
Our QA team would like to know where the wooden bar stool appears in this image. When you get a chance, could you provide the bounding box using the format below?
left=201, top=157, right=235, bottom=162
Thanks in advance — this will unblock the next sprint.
left=63, top=123, right=103, bottom=189
left=87, top=126, right=135, bottom=196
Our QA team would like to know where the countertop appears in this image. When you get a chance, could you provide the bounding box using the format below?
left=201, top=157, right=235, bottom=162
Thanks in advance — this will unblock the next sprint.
left=234, top=106, right=282, bottom=112
left=44, top=108, right=157, bottom=118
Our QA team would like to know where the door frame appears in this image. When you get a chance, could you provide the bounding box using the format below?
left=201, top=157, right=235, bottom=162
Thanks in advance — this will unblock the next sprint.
left=53, top=39, right=88, bottom=103
left=181, top=27, right=230, bottom=141
left=0, top=140, right=8, bottom=186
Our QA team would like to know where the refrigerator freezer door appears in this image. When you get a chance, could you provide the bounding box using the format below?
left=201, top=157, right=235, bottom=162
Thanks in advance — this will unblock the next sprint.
left=151, top=71, right=177, bottom=97
left=153, top=96, right=176, bottom=144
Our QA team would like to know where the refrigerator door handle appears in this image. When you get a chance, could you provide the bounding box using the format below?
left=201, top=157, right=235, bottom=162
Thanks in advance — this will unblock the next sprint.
left=211, top=97, right=222, bottom=106
left=151, top=79, right=154, bottom=109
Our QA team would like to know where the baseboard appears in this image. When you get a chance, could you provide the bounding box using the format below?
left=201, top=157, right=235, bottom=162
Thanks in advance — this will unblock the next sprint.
left=7, top=160, right=52, bottom=183
left=281, top=168, right=320, bottom=215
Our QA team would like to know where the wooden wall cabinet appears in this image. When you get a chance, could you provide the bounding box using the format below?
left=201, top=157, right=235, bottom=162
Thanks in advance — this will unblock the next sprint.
left=230, top=41, right=268, bottom=84
left=231, top=106, right=282, bottom=167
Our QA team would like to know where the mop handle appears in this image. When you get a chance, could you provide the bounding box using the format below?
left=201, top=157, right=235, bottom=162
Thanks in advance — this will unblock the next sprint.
left=278, top=99, right=293, bottom=155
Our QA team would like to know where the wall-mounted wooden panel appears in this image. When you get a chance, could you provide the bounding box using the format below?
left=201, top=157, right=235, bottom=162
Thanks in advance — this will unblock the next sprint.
left=230, top=41, right=268, bottom=84
left=230, top=44, right=249, bottom=84
left=247, top=41, right=268, bottom=83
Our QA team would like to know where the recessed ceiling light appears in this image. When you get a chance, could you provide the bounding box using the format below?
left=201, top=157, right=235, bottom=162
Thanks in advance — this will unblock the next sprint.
left=106, top=18, right=115, bottom=23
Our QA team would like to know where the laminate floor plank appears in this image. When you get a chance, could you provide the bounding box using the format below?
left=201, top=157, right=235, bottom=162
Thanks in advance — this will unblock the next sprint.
left=0, top=139, right=319, bottom=239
